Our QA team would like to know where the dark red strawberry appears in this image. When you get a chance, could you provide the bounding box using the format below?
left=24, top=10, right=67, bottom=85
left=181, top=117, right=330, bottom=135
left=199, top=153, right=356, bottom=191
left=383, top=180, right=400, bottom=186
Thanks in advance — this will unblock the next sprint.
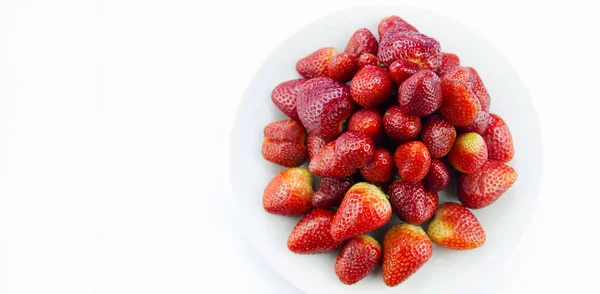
left=271, top=79, right=307, bottom=120
left=422, top=159, right=450, bottom=191
left=427, top=202, right=486, bottom=250
left=383, top=105, right=421, bottom=143
left=262, top=120, right=308, bottom=167
left=393, top=141, right=431, bottom=182
left=288, top=208, right=344, bottom=254
left=296, top=47, right=337, bottom=79
left=350, top=66, right=395, bottom=107
left=420, top=114, right=456, bottom=158
left=448, top=132, right=488, bottom=173
left=483, top=113, right=514, bottom=162
left=335, top=235, right=382, bottom=285
left=458, top=160, right=518, bottom=209
left=335, top=131, right=375, bottom=168
left=378, top=30, right=441, bottom=70
left=388, top=59, right=420, bottom=85
left=382, top=224, right=432, bottom=287
left=306, top=132, right=328, bottom=159
left=388, top=180, right=438, bottom=224
left=312, top=176, right=359, bottom=209
left=345, top=28, right=379, bottom=58
left=347, top=108, right=385, bottom=143
left=309, top=141, right=356, bottom=178
left=377, top=15, right=418, bottom=39
left=439, top=52, right=460, bottom=76
left=398, top=70, right=443, bottom=117
left=357, top=53, right=379, bottom=69
left=360, top=147, right=395, bottom=185
left=263, top=167, right=313, bottom=216
left=326, top=52, right=358, bottom=83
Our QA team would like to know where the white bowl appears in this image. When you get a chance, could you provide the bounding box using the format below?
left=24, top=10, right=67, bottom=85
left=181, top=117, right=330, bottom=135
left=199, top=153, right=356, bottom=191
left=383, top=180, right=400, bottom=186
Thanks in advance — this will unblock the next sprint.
left=231, top=6, right=542, bottom=293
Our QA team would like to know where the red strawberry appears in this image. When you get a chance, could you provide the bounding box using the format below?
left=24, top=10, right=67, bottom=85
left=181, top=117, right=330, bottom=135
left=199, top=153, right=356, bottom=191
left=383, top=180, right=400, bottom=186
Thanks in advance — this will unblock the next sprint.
left=420, top=114, right=456, bottom=158
left=443, top=66, right=490, bottom=111
left=439, top=78, right=481, bottom=126
left=350, top=66, right=395, bottom=107
left=344, top=28, right=379, bottom=58
left=427, top=202, right=486, bottom=250
left=388, top=59, right=420, bottom=85
left=309, top=141, right=356, bottom=178
left=263, top=167, right=313, bottom=216
left=347, top=108, right=385, bottom=143
left=378, top=30, right=442, bottom=70
left=456, top=110, right=490, bottom=135
left=271, top=79, right=306, bottom=120
left=383, top=105, right=421, bottom=142
left=287, top=208, right=343, bottom=254
left=335, top=235, right=382, bottom=285
left=388, top=180, right=438, bottom=224
left=325, top=52, right=358, bottom=83
left=360, top=147, right=395, bottom=185
left=262, top=120, right=308, bottom=167
left=377, top=15, right=418, bottom=39
left=382, top=224, right=432, bottom=287
left=458, top=160, right=518, bottom=209
left=439, top=52, right=460, bottom=76
left=357, top=53, right=379, bottom=69
left=398, top=70, right=443, bottom=117
left=422, top=159, right=450, bottom=191
left=448, top=132, right=488, bottom=173
left=296, top=47, right=337, bottom=79
left=296, top=77, right=356, bottom=141
left=335, top=131, right=375, bottom=168
left=331, top=182, right=392, bottom=241
left=393, top=141, right=431, bottom=182
left=312, top=176, right=358, bottom=209
left=483, top=113, right=514, bottom=162
left=306, top=133, right=328, bottom=159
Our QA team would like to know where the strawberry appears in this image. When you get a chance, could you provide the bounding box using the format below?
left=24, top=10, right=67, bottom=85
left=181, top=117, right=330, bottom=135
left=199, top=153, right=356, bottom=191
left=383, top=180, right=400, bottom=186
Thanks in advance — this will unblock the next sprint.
left=377, top=15, right=418, bottom=39
left=360, top=147, right=395, bottom=185
left=378, top=30, right=442, bottom=70
left=296, top=77, right=356, bottom=141
left=420, top=114, right=456, bottom=158
left=427, top=202, right=486, bottom=250
left=382, top=224, right=432, bottom=287
left=263, top=167, right=313, bottom=216
left=335, top=131, right=375, bottom=168
left=483, top=113, right=514, bottom=162
left=306, top=133, right=328, bottom=159
left=331, top=182, right=392, bottom=241
left=393, top=141, right=431, bottom=182
left=388, top=59, right=420, bottom=85
left=335, top=235, right=382, bottom=285
left=383, top=105, right=421, bottom=143
left=357, top=53, right=379, bottom=69
left=309, top=141, right=356, bottom=178
left=439, top=52, right=460, bottom=76
left=422, top=159, right=450, bottom=191
left=347, top=108, right=385, bottom=143
left=262, top=120, right=308, bottom=167
left=398, top=70, right=443, bottom=117
left=388, top=180, right=438, bottom=224
left=312, top=176, right=358, bottom=209
left=350, top=66, right=395, bottom=107
left=448, top=132, right=488, bottom=173
left=271, top=79, right=306, bottom=120
left=344, top=28, right=379, bottom=58
left=287, top=208, right=344, bottom=254
left=439, top=77, right=482, bottom=126
left=444, top=66, right=490, bottom=111
left=296, top=47, right=337, bottom=79
left=325, top=52, right=358, bottom=83
left=458, top=160, right=518, bottom=209
left=456, top=110, right=490, bottom=135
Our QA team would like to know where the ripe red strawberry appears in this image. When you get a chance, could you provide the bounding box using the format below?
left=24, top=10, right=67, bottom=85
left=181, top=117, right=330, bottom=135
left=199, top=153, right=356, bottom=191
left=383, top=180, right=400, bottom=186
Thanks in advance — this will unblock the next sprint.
left=458, top=160, right=518, bottom=209
left=422, top=159, right=450, bottom=191
left=325, top=52, right=358, bottom=83
left=393, top=141, right=431, bottom=182
left=312, top=176, right=358, bottom=209
left=388, top=180, right=438, bottom=224
left=271, top=79, right=306, bottom=120
left=378, top=30, right=442, bottom=70
left=382, top=224, right=432, bottom=287
left=344, top=28, right=379, bottom=58
left=483, top=113, right=514, bottom=162
left=427, top=202, right=486, bottom=250
left=296, top=47, right=337, bottom=79
left=331, top=182, right=392, bottom=241
left=444, top=66, right=491, bottom=111
left=420, top=114, right=456, bottom=158
left=350, top=66, right=395, bottom=107
left=439, top=78, right=482, bottom=126
left=388, top=59, right=420, bottom=85
left=448, top=132, right=488, bottom=173
left=306, top=133, right=328, bottom=159
left=335, top=131, right=375, bottom=168
left=335, top=235, right=381, bottom=285
left=456, top=110, right=490, bottom=135
left=383, top=105, right=421, bottom=143
left=287, top=208, right=344, bottom=254
left=263, top=167, right=313, bottom=216
left=309, top=141, right=356, bottom=178
left=357, top=53, right=379, bottom=69
left=262, top=120, right=308, bottom=167
left=347, top=108, right=385, bottom=143
left=439, top=52, right=460, bottom=76
left=360, top=147, right=395, bottom=185
left=398, top=70, right=443, bottom=117
left=296, top=77, right=356, bottom=141
left=377, top=15, right=418, bottom=39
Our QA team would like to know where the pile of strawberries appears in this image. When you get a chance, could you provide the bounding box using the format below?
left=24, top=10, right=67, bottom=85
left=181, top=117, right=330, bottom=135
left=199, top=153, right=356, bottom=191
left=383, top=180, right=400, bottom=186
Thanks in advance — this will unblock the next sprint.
left=261, top=15, right=517, bottom=287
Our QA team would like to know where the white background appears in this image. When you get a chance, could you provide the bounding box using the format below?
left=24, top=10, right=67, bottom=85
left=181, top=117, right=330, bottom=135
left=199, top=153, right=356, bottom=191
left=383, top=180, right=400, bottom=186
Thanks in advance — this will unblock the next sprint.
left=0, top=0, right=598, bottom=293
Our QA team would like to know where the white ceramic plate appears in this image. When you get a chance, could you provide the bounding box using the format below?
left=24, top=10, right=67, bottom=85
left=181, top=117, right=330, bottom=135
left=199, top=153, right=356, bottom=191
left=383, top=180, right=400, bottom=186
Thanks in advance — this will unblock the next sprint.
left=231, top=6, right=542, bottom=293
